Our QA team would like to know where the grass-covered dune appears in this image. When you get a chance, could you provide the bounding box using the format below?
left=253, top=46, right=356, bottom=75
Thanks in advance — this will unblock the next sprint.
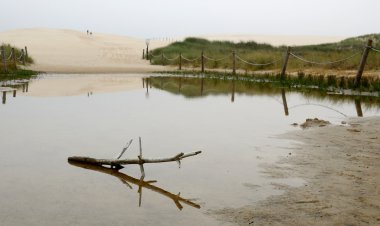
left=151, top=34, right=380, bottom=72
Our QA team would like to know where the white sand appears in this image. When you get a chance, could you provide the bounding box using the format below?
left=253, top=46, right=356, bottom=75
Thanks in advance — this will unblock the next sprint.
left=0, top=28, right=347, bottom=73
left=0, top=28, right=171, bottom=73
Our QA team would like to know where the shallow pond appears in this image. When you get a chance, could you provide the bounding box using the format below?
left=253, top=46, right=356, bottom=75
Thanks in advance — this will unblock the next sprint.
left=0, top=74, right=379, bottom=226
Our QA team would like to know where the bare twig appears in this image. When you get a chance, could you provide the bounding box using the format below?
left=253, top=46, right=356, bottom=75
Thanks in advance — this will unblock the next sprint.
left=116, top=139, right=133, bottom=159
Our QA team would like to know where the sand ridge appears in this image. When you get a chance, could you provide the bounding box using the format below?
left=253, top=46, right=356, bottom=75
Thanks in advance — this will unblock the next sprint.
left=0, top=28, right=171, bottom=73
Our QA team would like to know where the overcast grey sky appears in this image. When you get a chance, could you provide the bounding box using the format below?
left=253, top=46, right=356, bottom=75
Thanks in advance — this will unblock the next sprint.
left=2, top=0, right=379, bottom=38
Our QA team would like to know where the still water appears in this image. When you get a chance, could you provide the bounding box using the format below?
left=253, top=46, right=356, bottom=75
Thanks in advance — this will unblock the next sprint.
left=0, top=74, right=379, bottom=226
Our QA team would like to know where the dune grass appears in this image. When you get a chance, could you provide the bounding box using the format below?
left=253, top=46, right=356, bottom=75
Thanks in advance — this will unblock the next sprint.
left=0, top=43, right=37, bottom=79
left=150, top=34, right=380, bottom=72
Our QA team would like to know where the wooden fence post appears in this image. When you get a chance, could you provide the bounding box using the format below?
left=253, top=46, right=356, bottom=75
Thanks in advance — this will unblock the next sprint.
left=179, top=53, right=182, bottom=70
left=11, top=48, right=16, bottom=67
left=146, top=46, right=149, bottom=60
left=1, top=46, right=6, bottom=71
left=21, top=49, right=25, bottom=65
left=201, top=51, right=205, bottom=73
left=142, top=49, right=145, bottom=59
left=25, top=46, right=28, bottom=59
left=281, top=47, right=291, bottom=80
left=149, top=51, right=152, bottom=63
left=354, top=39, right=372, bottom=88
left=232, top=50, right=236, bottom=75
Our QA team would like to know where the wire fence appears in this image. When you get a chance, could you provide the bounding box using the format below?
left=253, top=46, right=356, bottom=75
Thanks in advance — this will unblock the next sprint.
left=289, top=52, right=361, bottom=65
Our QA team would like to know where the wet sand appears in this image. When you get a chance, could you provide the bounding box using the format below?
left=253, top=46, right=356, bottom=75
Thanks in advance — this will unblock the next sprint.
left=211, top=116, right=380, bottom=225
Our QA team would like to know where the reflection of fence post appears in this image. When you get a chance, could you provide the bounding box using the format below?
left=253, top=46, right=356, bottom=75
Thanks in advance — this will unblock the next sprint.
left=21, top=49, right=26, bottom=65
left=161, top=53, right=164, bottom=66
left=1, top=46, right=6, bottom=71
left=281, top=47, right=291, bottom=81
left=2, top=92, right=6, bottom=104
left=281, top=89, right=289, bottom=116
left=354, top=39, right=372, bottom=88
left=200, top=78, right=204, bottom=96
left=13, top=90, right=16, bottom=98
left=142, top=49, right=145, bottom=60
left=179, top=53, right=182, bottom=70
left=231, top=80, right=235, bottom=103
left=201, top=51, right=205, bottom=73
left=11, top=48, right=16, bottom=67
left=232, top=51, right=236, bottom=75
left=354, top=99, right=363, bottom=117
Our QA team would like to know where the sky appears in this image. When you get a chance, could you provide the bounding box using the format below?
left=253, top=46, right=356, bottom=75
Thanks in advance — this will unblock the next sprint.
left=1, top=0, right=379, bottom=38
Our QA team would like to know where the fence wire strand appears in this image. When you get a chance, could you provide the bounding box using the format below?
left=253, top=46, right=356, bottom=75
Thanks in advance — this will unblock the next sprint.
left=163, top=54, right=179, bottom=61
left=290, top=52, right=360, bottom=65
left=371, top=47, right=380, bottom=53
left=7, top=51, right=13, bottom=61
left=182, top=56, right=201, bottom=62
left=236, top=55, right=281, bottom=66
left=203, top=55, right=229, bottom=62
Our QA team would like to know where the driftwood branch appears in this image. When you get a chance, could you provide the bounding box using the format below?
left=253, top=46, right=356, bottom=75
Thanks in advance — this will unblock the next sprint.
left=68, top=160, right=201, bottom=210
left=68, top=151, right=202, bottom=166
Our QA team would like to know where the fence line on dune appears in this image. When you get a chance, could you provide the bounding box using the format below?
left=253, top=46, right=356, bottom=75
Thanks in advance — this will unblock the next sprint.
left=145, top=39, right=379, bottom=88
left=1, top=45, right=28, bottom=72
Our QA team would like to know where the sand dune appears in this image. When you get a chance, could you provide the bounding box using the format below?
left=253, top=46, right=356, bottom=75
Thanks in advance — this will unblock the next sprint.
left=0, top=28, right=346, bottom=73
left=0, top=28, right=171, bottom=73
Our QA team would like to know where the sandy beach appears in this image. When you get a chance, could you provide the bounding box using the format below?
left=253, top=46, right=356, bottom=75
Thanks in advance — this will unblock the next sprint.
left=211, top=116, right=380, bottom=225
left=0, top=28, right=171, bottom=73
left=0, top=28, right=348, bottom=74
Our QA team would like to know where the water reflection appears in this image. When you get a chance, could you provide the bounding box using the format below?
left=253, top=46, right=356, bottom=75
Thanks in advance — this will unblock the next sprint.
left=0, top=81, right=29, bottom=105
left=281, top=89, right=289, bottom=116
left=148, top=76, right=380, bottom=117
left=355, top=99, right=363, bottom=117
left=68, top=160, right=201, bottom=210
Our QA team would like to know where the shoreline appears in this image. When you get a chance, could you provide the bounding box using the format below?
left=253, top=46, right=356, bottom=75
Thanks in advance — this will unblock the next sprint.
left=211, top=116, right=380, bottom=225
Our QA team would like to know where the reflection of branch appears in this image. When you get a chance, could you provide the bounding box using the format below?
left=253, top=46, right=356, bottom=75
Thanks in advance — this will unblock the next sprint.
left=68, top=160, right=201, bottom=210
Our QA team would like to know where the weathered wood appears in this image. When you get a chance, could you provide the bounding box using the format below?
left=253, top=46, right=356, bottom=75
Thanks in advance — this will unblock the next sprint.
left=68, top=160, right=201, bottom=210
left=21, top=49, right=26, bottom=65
left=281, top=47, right=291, bottom=80
left=179, top=53, right=182, bottom=70
left=354, top=39, right=372, bottom=88
left=1, top=46, right=6, bottom=71
left=68, top=151, right=201, bottom=166
left=24, top=46, right=28, bottom=59
left=201, top=51, right=205, bottom=73
left=11, top=48, right=16, bottom=67
left=232, top=50, right=236, bottom=75
left=146, top=45, right=149, bottom=60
